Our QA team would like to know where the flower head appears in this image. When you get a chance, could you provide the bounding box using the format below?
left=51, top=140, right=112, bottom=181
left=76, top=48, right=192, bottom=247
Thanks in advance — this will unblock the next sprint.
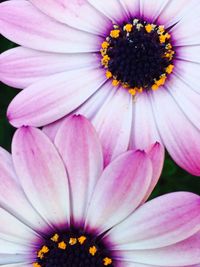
left=0, top=115, right=200, bottom=266
left=1, top=0, right=200, bottom=175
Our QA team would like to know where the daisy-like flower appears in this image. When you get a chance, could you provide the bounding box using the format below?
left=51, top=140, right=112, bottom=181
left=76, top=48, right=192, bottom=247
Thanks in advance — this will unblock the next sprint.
left=1, top=0, right=200, bottom=175
left=0, top=115, right=200, bottom=267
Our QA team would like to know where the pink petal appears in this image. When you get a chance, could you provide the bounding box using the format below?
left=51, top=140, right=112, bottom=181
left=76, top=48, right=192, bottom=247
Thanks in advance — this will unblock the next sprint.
left=0, top=207, right=38, bottom=248
left=54, top=115, right=103, bottom=224
left=142, top=142, right=165, bottom=202
left=91, top=85, right=133, bottom=166
left=12, top=127, right=70, bottom=227
left=109, top=192, right=200, bottom=250
left=85, top=151, right=152, bottom=233
left=116, top=262, right=200, bottom=267
left=0, top=0, right=101, bottom=53
left=151, top=88, right=200, bottom=175
left=7, top=67, right=106, bottom=127
left=131, top=92, right=161, bottom=150
left=30, top=0, right=110, bottom=35
left=158, top=0, right=198, bottom=28
left=0, top=47, right=98, bottom=88
left=171, top=2, right=200, bottom=46
left=88, top=0, right=127, bottom=23
left=120, top=231, right=200, bottom=266
left=119, top=0, right=140, bottom=17
left=0, top=147, right=46, bottom=232
left=140, top=0, right=170, bottom=22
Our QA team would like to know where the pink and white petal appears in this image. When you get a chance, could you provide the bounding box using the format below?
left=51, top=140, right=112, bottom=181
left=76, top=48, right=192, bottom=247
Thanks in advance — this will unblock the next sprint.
left=131, top=92, right=161, bottom=150
left=0, top=147, right=47, bottom=232
left=150, top=88, right=200, bottom=175
left=12, top=127, right=70, bottom=227
left=85, top=151, right=152, bottom=233
left=91, top=85, right=133, bottom=166
left=0, top=208, right=38, bottom=246
left=119, top=231, right=200, bottom=266
left=0, top=47, right=98, bottom=88
left=170, top=1, right=200, bottom=46
left=158, top=0, right=198, bottom=28
left=30, top=0, right=110, bottom=36
left=167, top=71, right=200, bottom=130
left=0, top=254, right=31, bottom=265
left=140, top=0, right=170, bottom=23
left=54, top=115, right=103, bottom=223
left=88, top=0, right=127, bottom=23
left=43, top=82, right=116, bottom=141
left=0, top=1, right=101, bottom=53
left=119, top=0, right=140, bottom=17
left=109, top=192, right=200, bottom=250
left=142, top=143, right=165, bottom=202
left=7, top=67, right=106, bottom=128
left=176, top=46, right=200, bottom=64
left=116, top=261, right=200, bottom=267
left=2, top=264, right=32, bottom=267
left=173, top=60, right=200, bottom=94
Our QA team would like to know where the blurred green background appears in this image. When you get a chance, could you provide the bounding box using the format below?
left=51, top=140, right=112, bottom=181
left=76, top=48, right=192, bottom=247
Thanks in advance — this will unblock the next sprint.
left=1, top=36, right=200, bottom=198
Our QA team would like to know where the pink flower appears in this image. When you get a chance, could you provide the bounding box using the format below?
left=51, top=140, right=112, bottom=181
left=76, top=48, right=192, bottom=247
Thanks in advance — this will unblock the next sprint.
left=1, top=0, right=200, bottom=175
left=0, top=115, right=199, bottom=266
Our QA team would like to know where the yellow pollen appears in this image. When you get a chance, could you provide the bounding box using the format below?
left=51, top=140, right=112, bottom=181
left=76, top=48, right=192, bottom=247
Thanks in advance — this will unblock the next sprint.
left=33, top=263, right=41, bottom=267
left=89, top=246, right=97, bottom=256
left=158, top=25, right=165, bottom=34
left=37, top=246, right=49, bottom=259
left=106, top=70, right=112, bottom=79
left=155, top=75, right=166, bottom=86
left=110, top=29, right=120, bottom=38
left=128, top=88, right=136, bottom=96
left=137, top=87, right=143, bottom=93
left=166, top=43, right=172, bottom=50
left=124, top=23, right=133, bottom=32
left=100, top=48, right=107, bottom=56
left=152, top=84, right=159, bottom=91
left=101, top=41, right=109, bottom=49
left=112, top=79, right=119, bottom=86
left=69, top=238, right=77, bottom=245
left=101, top=55, right=110, bottom=67
left=145, top=24, right=153, bottom=33
left=58, top=241, right=67, bottom=250
left=166, top=64, right=174, bottom=74
left=103, top=257, right=113, bottom=265
left=78, top=236, right=87, bottom=245
left=51, top=234, right=59, bottom=242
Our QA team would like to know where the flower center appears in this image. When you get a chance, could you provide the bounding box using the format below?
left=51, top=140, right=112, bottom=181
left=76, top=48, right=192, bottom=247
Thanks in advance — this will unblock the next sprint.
left=33, top=229, right=113, bottom=267
left=100, top=19, right=175, bottom=95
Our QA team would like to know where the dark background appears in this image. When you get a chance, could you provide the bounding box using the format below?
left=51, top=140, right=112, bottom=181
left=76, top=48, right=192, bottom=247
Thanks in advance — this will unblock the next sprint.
left=1, top=36, right=200, bottom=198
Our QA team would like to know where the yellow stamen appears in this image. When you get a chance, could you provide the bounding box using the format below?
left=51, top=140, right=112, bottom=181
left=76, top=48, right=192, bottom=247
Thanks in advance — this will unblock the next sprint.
left=33, top=263, right=41, bottom=267
left=155, top=76, right=166, bottom=86
left=166, top=64, right=174, bottom=74
left=137, top=87, right=143, bottom=93
left=124, top=23, right=133, bottom=32
left=89, top=246, right=97, bottom=256
left=101, top=41, right=109, bottom=49
left=145, top=24, right=153, bottom=33
left=152, top=84, right=159, bottom=91
left=112, top=79, right=119, bottom=86
left=158, top=25, right=165, bottom=34
left=69, top=238, right=77, bottom=245
left=101, top=55, right=110, bottom=67
left=128, top=88, right=136, bottom=96
left=58, top=241, right=67, bottom=250
left=110, top=29, right=120, bottom=38
left=37, top=245, right=49, bottom=259
left=103, top=257, right=113, bottom=265
left=51, top=234, right=59, bottom=242
left=78, top=236, right=87, bottom=245
left=166, top=43, right=172, bottom=50
left=106, top=70, right=112, bottom=79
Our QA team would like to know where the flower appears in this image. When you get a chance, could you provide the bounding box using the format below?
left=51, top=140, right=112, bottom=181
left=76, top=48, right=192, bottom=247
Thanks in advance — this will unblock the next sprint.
left=1, top=0, right=200, bottom=175
left=0, top=115, right=199, bottom=266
